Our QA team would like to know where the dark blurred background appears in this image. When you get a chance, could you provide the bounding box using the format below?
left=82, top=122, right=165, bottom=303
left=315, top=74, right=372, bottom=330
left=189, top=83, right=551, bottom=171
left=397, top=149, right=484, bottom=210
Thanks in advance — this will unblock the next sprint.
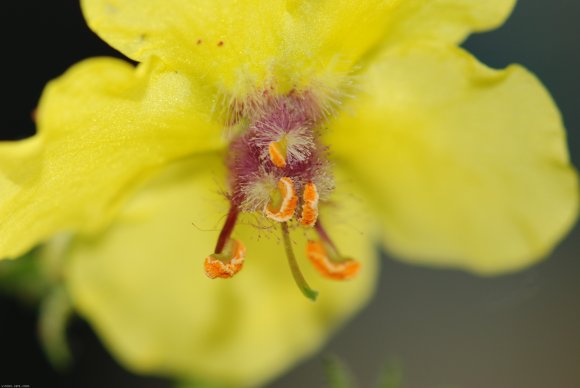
left=1, top=1, right=579, bottom=387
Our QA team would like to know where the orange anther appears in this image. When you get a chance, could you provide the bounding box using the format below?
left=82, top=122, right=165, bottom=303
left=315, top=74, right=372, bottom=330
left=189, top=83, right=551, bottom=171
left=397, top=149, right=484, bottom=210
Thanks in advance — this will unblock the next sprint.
left=268, top=140, right=287, bottom=168
left=264, top=177, right=298, bottom=222
left=204, top=239, right=246, bottom=279
left=299, top=182, right=319, bottom=227
left=306, top=240, right=360, bottom=280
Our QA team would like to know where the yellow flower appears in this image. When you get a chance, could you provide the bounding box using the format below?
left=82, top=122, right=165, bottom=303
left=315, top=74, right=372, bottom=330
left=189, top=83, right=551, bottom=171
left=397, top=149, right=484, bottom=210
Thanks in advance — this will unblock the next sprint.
left=1, top=0, right=578, bottom=385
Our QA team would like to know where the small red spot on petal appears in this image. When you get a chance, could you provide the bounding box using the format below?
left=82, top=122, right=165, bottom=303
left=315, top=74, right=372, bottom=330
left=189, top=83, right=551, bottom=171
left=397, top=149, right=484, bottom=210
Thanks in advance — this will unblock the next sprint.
left=217, top=41, right=224, bottom=47
left=197, top=39, right=202, bottom=45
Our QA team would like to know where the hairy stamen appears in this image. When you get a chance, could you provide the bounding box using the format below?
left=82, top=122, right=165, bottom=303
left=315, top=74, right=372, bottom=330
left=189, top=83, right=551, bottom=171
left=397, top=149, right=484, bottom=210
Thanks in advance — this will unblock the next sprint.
left=211, top=91, right=344, bottom=296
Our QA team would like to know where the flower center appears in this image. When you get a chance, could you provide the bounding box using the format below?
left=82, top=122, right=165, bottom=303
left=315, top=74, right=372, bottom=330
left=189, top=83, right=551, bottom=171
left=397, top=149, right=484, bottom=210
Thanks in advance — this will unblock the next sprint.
left=203, top=92, right=360, bottom=300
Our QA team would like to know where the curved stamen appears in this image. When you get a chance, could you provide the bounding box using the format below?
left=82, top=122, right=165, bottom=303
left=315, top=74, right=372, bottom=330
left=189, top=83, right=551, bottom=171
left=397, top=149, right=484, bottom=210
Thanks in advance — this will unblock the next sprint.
left=306, top=240, right=360, bottom=280
left=204, top=205, right=245, bottom=279
left=314, top=220, right=339, bottom=254
left=299, top=182, right=319, bottom=227
left=268, top=139, right=287, bottom=168
left=205, top=239, right=246, bottom=279
left=264, top=177, right=298, bottom=222
left=308, top=220, right=360, bottom=280
left=215, top=205, right=240, bottom=254
left=280, top=222, right=318, bottom=301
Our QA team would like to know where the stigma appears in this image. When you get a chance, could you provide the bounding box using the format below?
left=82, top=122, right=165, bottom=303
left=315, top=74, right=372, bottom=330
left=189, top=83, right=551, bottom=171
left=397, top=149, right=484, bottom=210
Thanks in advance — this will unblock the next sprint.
left=202, top=91, right=360, bottom=300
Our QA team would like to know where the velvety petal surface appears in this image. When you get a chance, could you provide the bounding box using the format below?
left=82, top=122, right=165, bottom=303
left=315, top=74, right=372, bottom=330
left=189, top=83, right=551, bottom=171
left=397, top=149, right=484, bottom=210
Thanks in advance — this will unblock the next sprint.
left=380, top=0, right=515, bottom=49
left=81, top=0, right=514, bottom=97
left=64, top=154, right=378, bottom=385
left=0, top=57, right=221, bottom=259
left=329, top=44, right=578, bottom=274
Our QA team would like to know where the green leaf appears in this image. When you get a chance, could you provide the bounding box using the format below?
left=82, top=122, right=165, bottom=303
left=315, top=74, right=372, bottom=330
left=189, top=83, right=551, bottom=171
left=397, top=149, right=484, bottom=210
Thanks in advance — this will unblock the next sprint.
left=323, top=354, right=355, bottom=388
left=0, top=247, right=49, bottom=302
left=378, top=358, right=403, bottom=388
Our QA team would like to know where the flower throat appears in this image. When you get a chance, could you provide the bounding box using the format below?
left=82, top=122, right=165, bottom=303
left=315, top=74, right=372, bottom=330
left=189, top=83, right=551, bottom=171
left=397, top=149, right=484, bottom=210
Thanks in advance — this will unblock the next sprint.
left=204, top=92, right=360, bottom=300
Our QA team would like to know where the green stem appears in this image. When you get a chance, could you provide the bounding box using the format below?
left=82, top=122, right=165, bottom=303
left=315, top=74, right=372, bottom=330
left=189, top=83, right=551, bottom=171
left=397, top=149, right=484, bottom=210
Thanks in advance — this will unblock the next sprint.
left=39, top=285, right=73, bottom=370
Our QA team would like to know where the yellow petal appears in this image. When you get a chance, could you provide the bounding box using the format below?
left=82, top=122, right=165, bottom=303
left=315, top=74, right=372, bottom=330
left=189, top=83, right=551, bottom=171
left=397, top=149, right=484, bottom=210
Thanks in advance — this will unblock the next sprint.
left=81, top=0, right=515, bottom=97
left=381, top=0, right=515, bottom=49
left=329, top=44, right=578, bottom=275
left=81, top=0, right=286, bottom=93
left=80, top=0, right=398, bottom=96
left=0, top=57, right=221, bottom=259
left=64, top=154, right=378, bottom=385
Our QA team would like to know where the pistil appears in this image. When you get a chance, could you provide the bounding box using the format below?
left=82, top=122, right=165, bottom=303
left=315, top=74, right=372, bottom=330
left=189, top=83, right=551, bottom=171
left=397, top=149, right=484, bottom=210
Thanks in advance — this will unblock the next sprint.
left=280, top=222, right=318, bottom=301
